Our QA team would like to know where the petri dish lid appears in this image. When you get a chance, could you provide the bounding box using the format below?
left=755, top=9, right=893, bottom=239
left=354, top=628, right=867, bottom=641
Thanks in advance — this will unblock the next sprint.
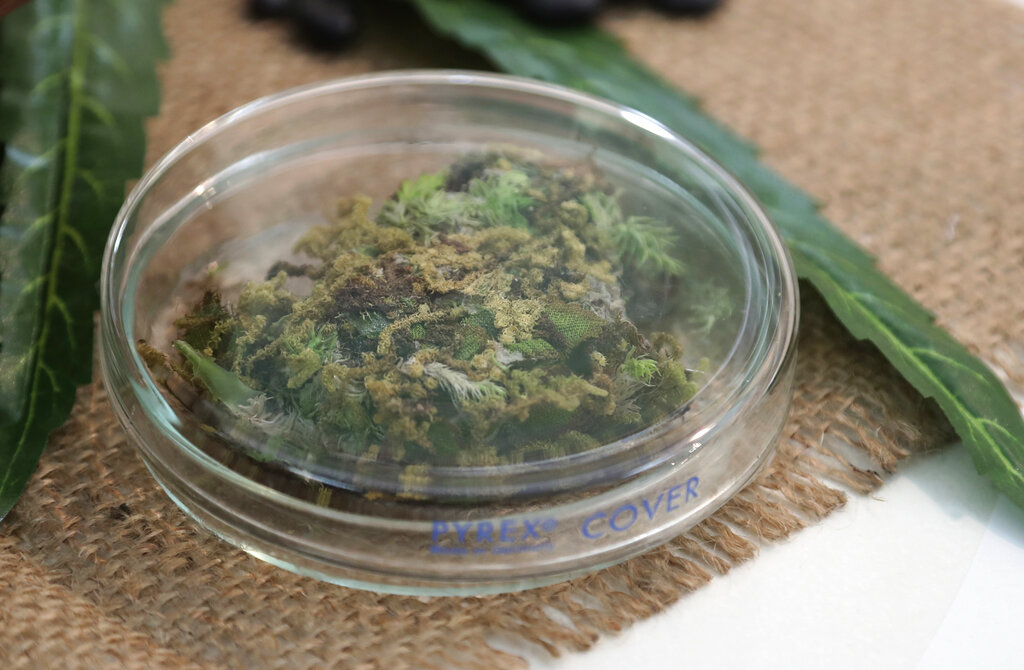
left=108, top=71, right=796, bottom=503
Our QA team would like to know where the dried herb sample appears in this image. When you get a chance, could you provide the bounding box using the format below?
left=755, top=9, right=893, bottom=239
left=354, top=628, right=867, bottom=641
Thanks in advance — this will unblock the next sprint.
left=157, top=154, right=702, bottom=476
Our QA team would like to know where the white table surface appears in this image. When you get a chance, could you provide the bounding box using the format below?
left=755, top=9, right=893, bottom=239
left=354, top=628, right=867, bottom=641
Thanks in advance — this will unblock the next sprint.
left=522, top=446, right=1024, bottom=670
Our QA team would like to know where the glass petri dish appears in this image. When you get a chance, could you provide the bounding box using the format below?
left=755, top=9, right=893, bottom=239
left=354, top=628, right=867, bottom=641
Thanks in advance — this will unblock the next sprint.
left=100, top=71, right=798, bottom=595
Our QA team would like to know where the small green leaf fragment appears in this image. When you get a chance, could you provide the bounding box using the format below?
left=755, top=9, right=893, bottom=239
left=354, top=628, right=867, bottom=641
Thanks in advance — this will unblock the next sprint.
left=506, top=338, right=559, bottom=360
left=174, top=341, right=259, bottom=408
left=544, top=304, right=606, bottom=349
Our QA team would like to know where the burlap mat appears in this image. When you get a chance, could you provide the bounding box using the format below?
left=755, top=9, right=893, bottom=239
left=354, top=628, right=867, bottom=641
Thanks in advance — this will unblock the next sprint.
left=3, top=0, right=1022, bottom=667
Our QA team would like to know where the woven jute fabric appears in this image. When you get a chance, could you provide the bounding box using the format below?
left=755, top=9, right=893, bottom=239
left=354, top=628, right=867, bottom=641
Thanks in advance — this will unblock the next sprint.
left=3, top=0, right=1022, bottom=667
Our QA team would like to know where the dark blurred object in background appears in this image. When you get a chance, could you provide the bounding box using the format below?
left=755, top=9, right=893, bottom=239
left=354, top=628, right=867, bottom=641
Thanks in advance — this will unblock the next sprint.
left=515, top=0, right=722, bottom=25
left=245, top=0, right=723, bottom=51
left=515, top=0, right=605, bottom=26
left=291, top=0, right=361, bottom=49
left=648, top=0, right=721, bottom=15
left=248, top=0, right=292, bottom=20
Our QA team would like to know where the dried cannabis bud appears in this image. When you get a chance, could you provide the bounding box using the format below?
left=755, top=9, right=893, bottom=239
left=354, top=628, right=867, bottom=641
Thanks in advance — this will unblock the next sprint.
left=163, top=154, right=700, bottom=472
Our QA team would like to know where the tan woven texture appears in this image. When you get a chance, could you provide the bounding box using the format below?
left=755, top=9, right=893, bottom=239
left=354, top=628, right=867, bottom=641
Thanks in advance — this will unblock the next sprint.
left=3, top=0, right=1022, bottom=667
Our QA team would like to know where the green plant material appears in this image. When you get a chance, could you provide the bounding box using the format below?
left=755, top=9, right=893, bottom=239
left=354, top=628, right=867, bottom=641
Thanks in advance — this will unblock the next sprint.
left=378, top=166, right=536, bottom=236
left=174, top=342, right=259, bottom=409
left=622, top=351, right=659, bottom=385
left=161, top=154, right=700, bottom=479
left=410, top=0, right=1024, bottom=509
left=582, top=191, right=685, bottom=277
left=686, top=278, right=734, bottom=334
left=0, top=0, right=169, bottom=520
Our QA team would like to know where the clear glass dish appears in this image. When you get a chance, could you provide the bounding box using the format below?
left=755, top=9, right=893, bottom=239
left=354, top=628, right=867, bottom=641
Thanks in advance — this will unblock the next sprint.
left=100, top=71, right=798, bottom=595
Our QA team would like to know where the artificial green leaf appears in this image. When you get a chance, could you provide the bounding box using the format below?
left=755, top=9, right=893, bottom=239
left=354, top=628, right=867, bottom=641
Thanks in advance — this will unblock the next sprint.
left=0, top=0, right=169, bottom=519
left=411, top=0, right=1024, bottom=508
